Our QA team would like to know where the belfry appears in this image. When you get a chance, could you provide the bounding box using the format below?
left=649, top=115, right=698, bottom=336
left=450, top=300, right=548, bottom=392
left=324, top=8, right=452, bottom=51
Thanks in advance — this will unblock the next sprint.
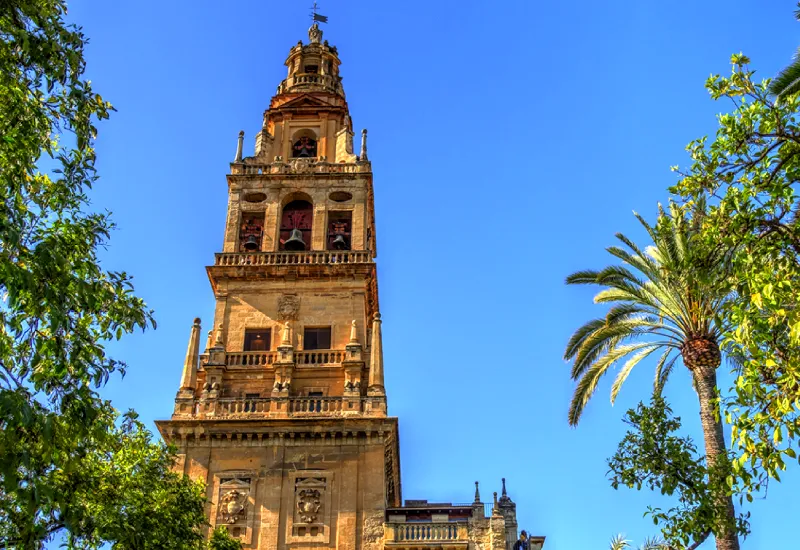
left=156, top=21, right=545, bottom=550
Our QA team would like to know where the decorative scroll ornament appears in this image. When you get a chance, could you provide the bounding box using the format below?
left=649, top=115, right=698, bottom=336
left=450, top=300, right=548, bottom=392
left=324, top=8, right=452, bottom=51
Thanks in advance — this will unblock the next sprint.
left=296, top=489, right=321, bottom=523
left=220, top=489, right=247, bottom=524
left=278, top=295, right=301, bottom=321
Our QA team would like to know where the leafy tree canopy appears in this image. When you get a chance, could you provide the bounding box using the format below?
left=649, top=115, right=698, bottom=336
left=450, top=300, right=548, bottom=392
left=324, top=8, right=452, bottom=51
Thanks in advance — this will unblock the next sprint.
left=608, top=398, right=749, bottom=550
left=673, top=54, right=800, bottom=496
left=0, top=2, right=239, bottom=548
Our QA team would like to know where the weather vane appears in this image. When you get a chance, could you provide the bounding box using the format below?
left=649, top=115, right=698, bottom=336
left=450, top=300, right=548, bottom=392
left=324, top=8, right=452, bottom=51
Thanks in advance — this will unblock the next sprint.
left=311, top=2, right=328, bottom=24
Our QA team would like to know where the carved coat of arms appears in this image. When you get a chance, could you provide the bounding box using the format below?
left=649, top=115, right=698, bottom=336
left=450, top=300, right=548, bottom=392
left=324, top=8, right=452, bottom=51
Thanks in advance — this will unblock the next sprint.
left=296, top=489, right=321, bottom=523
left=278, top=295, right=301, bottom=321
left=220, top=489, right=247, bottom=524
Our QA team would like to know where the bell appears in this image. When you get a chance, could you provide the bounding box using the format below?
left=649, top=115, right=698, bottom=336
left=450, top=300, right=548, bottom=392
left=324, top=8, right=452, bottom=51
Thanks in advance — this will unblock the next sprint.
left=284, top=228, right=306, bottom=251
left=332, top=234, right=348, bottom=250
left=243, top=235, right=259, bottom=251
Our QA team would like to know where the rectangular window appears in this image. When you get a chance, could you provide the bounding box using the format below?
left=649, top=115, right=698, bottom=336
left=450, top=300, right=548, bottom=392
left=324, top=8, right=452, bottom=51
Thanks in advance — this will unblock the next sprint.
left=327, top=211, right=352, bottom=250
left=304, top=64, right=319, bottom=73
left=303, top=327, right=331, bottom=350
left=244, top=329, right=271, bottom=351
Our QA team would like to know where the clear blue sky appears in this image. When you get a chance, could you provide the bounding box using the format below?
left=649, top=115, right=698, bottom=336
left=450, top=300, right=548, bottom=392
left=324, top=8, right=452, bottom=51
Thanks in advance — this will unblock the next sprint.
left=68, top=1, right=798, bottom=548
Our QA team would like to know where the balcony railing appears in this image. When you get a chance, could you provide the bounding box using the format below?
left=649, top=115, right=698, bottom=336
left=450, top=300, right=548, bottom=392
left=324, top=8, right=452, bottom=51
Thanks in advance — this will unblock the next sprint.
left=225, top=352, right=278, bottom=367
left=289, top=396, right=346, bottom=414
left=230, top=161, right=370, bottom=176
left=386, top=523, right=468, bottom=543
left=223, top=349, right=344, bottom=368
left=296, top=350, right=345, bottom=366
left=215, top=397, right=271, bottom=415
left=192, top=396, right=362, bottom=418
left=214, top=250, right=372, bottom=267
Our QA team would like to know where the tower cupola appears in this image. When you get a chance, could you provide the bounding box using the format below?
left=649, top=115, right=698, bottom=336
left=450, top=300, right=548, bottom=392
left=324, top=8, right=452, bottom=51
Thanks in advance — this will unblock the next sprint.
left=277, top=24, right=344, bottom=97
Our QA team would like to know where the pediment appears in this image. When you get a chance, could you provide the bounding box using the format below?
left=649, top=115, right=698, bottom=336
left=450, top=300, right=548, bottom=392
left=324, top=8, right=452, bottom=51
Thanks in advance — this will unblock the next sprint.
left=219, top=478, right=251, bottom=489
left=278, top=94, right=332, bottom=109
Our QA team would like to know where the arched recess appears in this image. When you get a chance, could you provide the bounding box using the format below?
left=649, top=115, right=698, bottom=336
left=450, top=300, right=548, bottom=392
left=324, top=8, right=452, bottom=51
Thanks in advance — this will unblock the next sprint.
left=291, top=129, right=318, bottom=158
left=280, top=193, right=314, bottom=251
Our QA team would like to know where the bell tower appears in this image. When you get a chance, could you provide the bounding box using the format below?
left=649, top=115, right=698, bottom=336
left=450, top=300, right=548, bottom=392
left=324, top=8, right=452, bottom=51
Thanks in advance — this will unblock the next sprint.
left=157, top=21, right=399, bottom=550
left=157, top=19, right=546, bottom=550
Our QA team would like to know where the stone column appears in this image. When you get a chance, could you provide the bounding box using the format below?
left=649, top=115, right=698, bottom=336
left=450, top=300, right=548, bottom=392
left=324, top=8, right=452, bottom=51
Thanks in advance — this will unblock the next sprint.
left=367, top=313, right=384, bottom=395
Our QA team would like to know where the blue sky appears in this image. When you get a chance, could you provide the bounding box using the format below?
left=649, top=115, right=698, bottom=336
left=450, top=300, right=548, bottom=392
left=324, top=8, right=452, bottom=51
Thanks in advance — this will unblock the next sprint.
left=68, top=1, right=798, bottom=548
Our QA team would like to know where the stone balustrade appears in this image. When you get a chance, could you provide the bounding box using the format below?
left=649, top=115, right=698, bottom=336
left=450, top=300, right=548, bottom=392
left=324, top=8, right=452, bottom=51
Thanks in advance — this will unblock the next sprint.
left=215, top=250, right=372, bottom=267
left=193, top=396, right=363, bottom=418
left=230, top=160, right=370, bottom=176
left=289, top=396, right=345, bottom=414
left=215, top=397, right=271, bottom=415
left=225, top=351, right=278, bottom=367
left=275, top=72, right=340, bottom=94
left=386, top=522, right=468, bottom=543
left=296, top=349, right=345, bottom=366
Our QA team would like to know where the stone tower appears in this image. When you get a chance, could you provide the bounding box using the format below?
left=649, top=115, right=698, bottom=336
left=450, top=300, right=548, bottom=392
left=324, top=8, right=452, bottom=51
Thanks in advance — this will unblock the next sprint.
left=157, top=21, right=544, bottom=550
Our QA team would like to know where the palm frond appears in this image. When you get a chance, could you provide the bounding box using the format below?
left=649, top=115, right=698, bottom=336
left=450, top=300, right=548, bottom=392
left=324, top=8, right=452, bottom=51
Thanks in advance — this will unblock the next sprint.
left=569, top=342, right=662, bottom=425
left=570, top=320, right=664, bottom=379
left=564, top=318, right=605, bottom=360
left=639, top=536, right=668, bottom=550
left=770, top=48, right=800, bottom=99
left=653, top=349, right=678, bottom=397
left=609, top=534, right=630, bottom=550
left=610, top=345, right=661, bottom=405
left=565, top=269, right=600, bottom=285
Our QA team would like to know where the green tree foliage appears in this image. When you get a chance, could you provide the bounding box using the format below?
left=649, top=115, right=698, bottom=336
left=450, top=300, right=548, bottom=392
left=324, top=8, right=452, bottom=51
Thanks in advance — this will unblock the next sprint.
left=564, top=203, right=742, bottom=550
left=673, top=54, right=800, bottom=501
left=609, top=398, right=749, bottom=550
left=0, top=2, right=239, bottom=548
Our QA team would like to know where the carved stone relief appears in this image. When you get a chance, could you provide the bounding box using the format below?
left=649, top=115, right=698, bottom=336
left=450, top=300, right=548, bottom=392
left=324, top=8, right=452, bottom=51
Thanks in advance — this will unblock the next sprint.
left=212, top=472, right=257, bottom=545
left=287, top=470, right=332, bottom=544
left=278, top=295, right=301, bottom=321
left=220, top=489, right=247, bottom=524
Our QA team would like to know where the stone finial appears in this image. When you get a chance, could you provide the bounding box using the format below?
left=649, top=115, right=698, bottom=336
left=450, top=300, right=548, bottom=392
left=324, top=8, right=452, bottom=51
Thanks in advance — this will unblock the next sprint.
left=179, top=318, right=201, bottom=390
left=474, top=481, right=481, bottom=503
left=359, top=128, right=368, bottom=161
left=309, top=22, right=323, bottom=44
left=214, top=323, right=225, bottom=348
left=349, top=319, right=359, bottom=345
left=368, top=312, right=384, bottom=394
left=204, top=329, right=214, bottom=353
left=493, top=492, right=498, bottom=509
left=234, top=130, right=244, bottom=162
left=502, top=477, right=507, bottom=497
left=281, top=321, right=292, bottom=346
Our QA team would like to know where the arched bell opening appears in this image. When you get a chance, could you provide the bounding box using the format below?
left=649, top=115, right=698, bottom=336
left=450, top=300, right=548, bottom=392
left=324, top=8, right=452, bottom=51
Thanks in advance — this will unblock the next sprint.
left=327, top=211, right=352, bottom=251
left=239, top=213, right=264, bottom=252
left=280, top=199, right=313, bottom=251
left=292, top=129, right=318, bottom=158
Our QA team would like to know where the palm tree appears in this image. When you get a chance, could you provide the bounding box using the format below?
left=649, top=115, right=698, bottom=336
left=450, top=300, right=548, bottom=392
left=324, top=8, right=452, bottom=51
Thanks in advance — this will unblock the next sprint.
left=565, top=203, right=740, bottom=550
left=769, top=5, right=800, bottom=99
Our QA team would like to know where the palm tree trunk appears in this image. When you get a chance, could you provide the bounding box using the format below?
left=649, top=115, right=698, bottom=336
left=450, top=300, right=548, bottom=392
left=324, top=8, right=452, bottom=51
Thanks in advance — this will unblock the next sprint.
left=693, top=365, right=740, bottom=550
